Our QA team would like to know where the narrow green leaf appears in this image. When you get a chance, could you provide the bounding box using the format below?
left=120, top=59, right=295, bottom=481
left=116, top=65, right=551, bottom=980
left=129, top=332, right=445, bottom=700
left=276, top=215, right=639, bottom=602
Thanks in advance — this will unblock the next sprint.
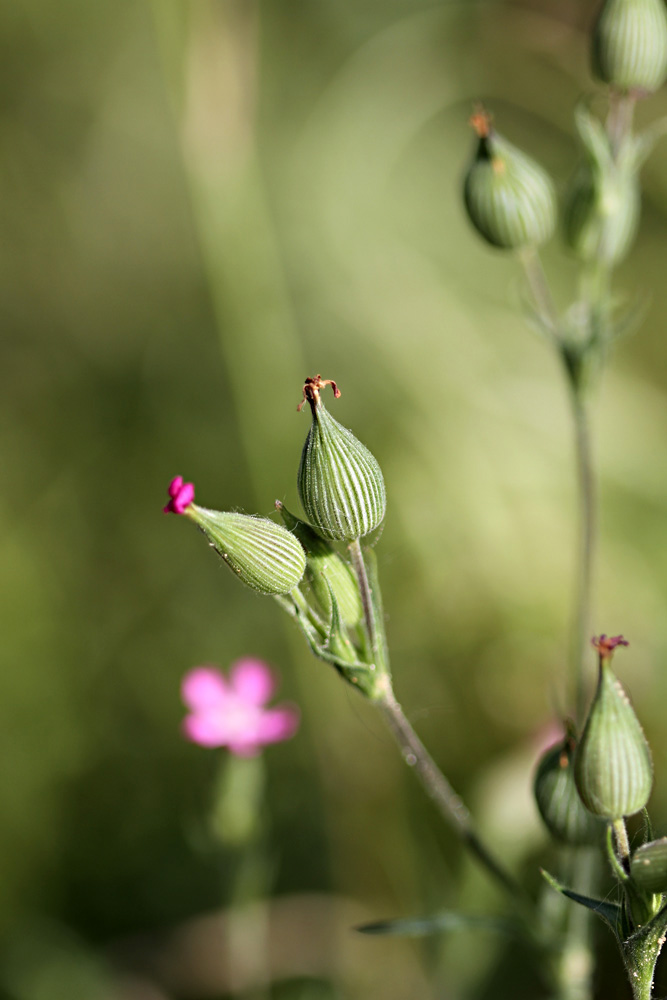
left=356, top=911, right=518, bottom=938
left=541, top=868, right=622, bottom=937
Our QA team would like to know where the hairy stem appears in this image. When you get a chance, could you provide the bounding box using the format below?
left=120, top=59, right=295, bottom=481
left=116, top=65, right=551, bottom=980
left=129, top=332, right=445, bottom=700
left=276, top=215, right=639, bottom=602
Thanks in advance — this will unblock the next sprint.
left=623, top=931, right=664, bottom=1000
left=613, top=818, right=631, bottom=865
left=376, top=688, right=527, bottom=904
left=349, top=538, right=525, bottom=903
left=348, top=538, right=387, bottom=675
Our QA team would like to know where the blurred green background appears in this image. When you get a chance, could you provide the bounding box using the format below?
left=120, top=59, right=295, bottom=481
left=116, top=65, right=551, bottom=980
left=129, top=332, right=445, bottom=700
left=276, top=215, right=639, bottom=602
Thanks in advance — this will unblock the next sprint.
left=3, top=0, right=667, bottom=997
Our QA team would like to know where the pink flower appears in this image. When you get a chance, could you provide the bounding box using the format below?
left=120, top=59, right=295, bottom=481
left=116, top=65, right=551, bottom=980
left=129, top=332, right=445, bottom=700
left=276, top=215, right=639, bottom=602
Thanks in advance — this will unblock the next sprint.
left=181, top=660, right=300, bottom=756
left=164, top=476, right=195, bottom=514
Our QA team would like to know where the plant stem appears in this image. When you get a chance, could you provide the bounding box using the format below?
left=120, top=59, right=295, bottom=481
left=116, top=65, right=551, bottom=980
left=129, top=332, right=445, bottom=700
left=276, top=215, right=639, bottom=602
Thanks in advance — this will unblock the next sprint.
left=348, top=540, right=525, bottom=903
left=518, top=248, right=595, bottom=725
left=606, top=91, right=636, bottom=159
left=553, top=848, right=598, bottom=1000
left=623, top=931, right=664, bottom=1000
left=613, top=817, right=631, bottom=865
left=348, top=538, right=387, bottom=675
left=376, top=686, right=527, bottom=905
left=518, top=245, right=560, bottom=338
left=569, top=385, right=594, bottom=726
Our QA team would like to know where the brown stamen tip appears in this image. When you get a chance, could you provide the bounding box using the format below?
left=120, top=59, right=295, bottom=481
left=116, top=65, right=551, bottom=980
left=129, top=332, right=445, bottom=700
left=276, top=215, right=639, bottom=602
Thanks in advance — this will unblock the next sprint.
left=592, top=634, right=629, bottom=661
left=297, top=374, right=341, bottom=412
left=469, top=104, right=493, bottom=139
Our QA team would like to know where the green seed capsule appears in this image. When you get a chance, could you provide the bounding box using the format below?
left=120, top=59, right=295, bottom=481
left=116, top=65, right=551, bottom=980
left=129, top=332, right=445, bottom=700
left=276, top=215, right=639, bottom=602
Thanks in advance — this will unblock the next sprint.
left=630, top=838, right=667, bottom=893
left=187, top=505, right=306, bottom=595
left=297, top=376, right=386, bottom=542
left=574, top=637, right=653, bottom=819
left=276, top=501, right=363, bottom=627
left=534, top=732, right=603, bottom=846
left=463, top=108, right=556, bottom=251
left=592, top=0, right=667, bottom=93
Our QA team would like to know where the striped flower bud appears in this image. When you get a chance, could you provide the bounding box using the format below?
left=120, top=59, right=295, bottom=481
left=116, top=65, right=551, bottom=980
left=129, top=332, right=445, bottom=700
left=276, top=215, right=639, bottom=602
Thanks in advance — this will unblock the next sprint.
left=592, top=0, right=667, bottom=93
left=534, top=729, right=603, bottom=846
left=297, top=376, right=386, bottom=542
left=463, top=108, right=556, bottom=251
left=630, top=838, right=667, bottom=894
left=276, top=502, right=363, bottom=626
left=574, top=636, right=653, bottom=819
left=187, top=504, right=306, bottom=595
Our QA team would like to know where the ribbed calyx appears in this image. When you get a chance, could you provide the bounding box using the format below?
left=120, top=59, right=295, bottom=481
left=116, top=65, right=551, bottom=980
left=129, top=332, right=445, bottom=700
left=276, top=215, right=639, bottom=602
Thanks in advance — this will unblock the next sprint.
left=592, top=0, right=667, bottom=92
left=297, top=376, right=386, bottom=542
left=188, top=505, right=306, bottom=595
left=534, top=730, right=603, bottom=845
left=563, top=104, right=640, bottom=264
left=463, top=108, right=556, bottom=250
left=630, top=838, right=667, bottom=893
left=276, top=502, right=362, bottom=626
left=574, top=639, right=653, bottom=819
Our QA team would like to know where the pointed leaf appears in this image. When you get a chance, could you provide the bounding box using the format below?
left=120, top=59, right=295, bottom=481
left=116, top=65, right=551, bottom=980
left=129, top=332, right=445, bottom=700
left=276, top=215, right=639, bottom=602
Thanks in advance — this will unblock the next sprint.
left=541, top=868, right=622, bottom=938
left=574, top=103, right=611, bottom=171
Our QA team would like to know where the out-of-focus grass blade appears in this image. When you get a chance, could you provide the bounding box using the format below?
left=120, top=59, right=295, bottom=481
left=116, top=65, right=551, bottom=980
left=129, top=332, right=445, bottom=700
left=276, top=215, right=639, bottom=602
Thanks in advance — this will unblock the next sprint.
left=356, top=910, right=518, bottom=938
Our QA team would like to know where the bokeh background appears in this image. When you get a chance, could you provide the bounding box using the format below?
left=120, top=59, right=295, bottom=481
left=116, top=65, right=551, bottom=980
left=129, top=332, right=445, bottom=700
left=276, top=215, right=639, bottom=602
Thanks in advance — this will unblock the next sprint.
left=3, top=0, right=667, bottom=997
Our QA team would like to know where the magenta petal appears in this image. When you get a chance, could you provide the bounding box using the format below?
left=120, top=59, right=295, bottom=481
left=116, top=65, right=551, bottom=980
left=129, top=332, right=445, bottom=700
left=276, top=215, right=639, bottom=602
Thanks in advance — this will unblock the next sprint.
left=168, top=476, right=184, bottom=498
left=230, top=659, right=276, bottom=705
left=183, top=713, right=228, bottom=747
left=175, top=482, right=195, bottom=511
left=181, top=667, right=228, bottom=711
left=256, top=705, right=300, bottom=745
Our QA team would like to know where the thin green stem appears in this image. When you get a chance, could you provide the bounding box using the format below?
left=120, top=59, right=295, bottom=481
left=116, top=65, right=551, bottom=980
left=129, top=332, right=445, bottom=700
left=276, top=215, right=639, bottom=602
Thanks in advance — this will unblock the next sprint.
left=606, top=91, right=636, bottom=159
left=569, top=386, right=594, bottom=726
left=349, top=538, right=526, bottom=904
left=518, top=245, right=560, bottom=338
left=376, top=687, right=527, bottom=906
left=348, top=538, right=387, bottom=675
left=518, top=248, right=595, bottom=724
left=613, top=818, right=631, bottom=866
left=554, top=848, right=598, bottom=1000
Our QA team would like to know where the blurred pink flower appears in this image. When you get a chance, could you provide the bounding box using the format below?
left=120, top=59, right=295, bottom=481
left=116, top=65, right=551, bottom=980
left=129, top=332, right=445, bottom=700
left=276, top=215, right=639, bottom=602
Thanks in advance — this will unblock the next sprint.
left=181, top=660, right=299, bottom=756
left=164, top=476, right=195, bottom=514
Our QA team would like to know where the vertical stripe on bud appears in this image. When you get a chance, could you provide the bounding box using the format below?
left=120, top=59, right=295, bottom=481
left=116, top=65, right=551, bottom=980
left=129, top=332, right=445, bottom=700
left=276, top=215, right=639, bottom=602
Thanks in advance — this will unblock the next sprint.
left=187, top=505, right=306, bottom=595
left=574, top=636, right=653, bottom=819
left=592, top=0, right=667, bottom=93
left=297, top=376, right=386, bottom=542
left=463, top=107, right=556, bottom=251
